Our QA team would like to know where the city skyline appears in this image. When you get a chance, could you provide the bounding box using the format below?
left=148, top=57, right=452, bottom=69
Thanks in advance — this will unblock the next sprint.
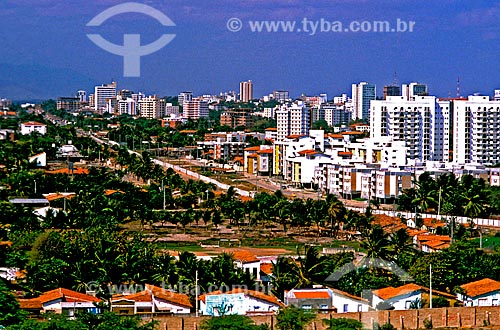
left=2, top=1, right=500, bottom=100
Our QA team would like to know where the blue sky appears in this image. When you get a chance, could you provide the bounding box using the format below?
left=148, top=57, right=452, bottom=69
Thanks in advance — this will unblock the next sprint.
left=1, top=0, right=500, bottom=100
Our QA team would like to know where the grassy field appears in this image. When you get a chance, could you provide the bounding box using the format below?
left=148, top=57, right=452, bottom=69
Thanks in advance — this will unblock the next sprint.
left=472, top=235, right=500, bottom=251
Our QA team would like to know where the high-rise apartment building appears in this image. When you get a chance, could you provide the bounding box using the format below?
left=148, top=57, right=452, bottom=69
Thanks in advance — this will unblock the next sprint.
left=178, top=92, right=193, bottom=105
left=452, top=95, right=500, bottom=165
left=220, top=108, right=254, bottom=129
left=117, top=97, right=136, bottom=116
left=370, top=96, right=450, bottom=162
left=323, top=104, right=351, bottom=127
left=137, top=96, right=165, bottom=119
left=183, top=100, right=209, bottom=119
left=239, top=80, right=253, bottom=103
left=402, top=83, right=428, bottom=100
left=77, top=90, right=87, bottom=103
left=57, top=97, right=80, bottom=111
left=276, top=102, right=310, bottom=141
left=383, top=85, right=401, bottom=99
left=273, top=90, right=289, bottom=102
left=94, top=81, right=117, bottom=112
left=352, top=82, right=376, bottom=121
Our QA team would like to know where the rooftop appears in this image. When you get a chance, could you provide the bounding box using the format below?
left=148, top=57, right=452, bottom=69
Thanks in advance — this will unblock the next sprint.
left=372, top=283, right=421, bottom=300
left=460, top=278, right=500, bottom=298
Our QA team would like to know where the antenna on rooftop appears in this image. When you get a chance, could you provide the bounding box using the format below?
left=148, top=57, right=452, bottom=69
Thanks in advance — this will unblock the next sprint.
left=393, top=71, right=399, bottom=86
left=456, top=77, right=461, bottom=98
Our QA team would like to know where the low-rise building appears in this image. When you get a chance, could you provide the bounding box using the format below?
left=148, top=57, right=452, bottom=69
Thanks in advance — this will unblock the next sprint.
left=285, top=288, right=334, bottom=311
left=458, top=278, right=500, bottom=307
left=371, top=284, right=422, bottom=310
left=199, top=289, right=283, bottom=316
left=110, top=284, right=192, bottom=315
left=19, top=288, right=102, bottom=316
left=20, top=121, right=47, bottom=135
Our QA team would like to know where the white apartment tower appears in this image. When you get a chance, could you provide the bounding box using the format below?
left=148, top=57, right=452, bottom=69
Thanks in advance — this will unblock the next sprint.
left=137, top=96, right=165, bottom=119
left=352, top=82, right=376, bottom=121
left=402, top=83, right=428, bottom=101
left=183, top=100, right=209, bottom=119
left=117, top=96, right=136, bottom=115
left=94, top=82, right=117, bottom=111
left=77, top=90, right=87, bottom=103
left=239, top=80, right=253, bottom=103
left=452, top=95, right=500, bottom=165
left=370, top=96, right=450, bottom=162
left=178, top=92, right=193, bottom=105
left=276, top=102, right=310, bottom=141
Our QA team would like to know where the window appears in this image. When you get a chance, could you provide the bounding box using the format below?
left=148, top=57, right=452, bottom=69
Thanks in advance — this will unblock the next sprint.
left=343, top=304, right=348, bottom=312
left=358, top=304, right=363, bottom=312
left=405, top=300, right=412, bottom=309
left=301, top=305, right=312, bottom=310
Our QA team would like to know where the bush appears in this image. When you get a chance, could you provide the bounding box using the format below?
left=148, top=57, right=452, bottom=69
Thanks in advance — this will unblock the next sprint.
left=374, top=322, right=396, bottom=330
left=323, top=317, right=363, bottom=330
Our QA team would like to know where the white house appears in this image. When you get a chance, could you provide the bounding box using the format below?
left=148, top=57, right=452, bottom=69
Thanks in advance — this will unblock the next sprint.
left=285, top=288, right=334, bottom=311
left=199, top=289, right=283, bottom=316
left=19, top=288, right=102, bottom=316
left=457, top=278, right=500, bottom=307
left=330, top=288, right=370, bottom=313
left=232, top=251, right=261, bottom=281
left=110, top=284, right=191, bottom=315
left=20, top=121, right=47, bottom=135
left=371, top=284, right=422, bottom=310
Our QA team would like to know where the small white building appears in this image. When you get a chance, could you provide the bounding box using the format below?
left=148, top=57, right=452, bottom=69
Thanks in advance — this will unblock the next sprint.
left=458, top=278, right=500, bottom=307
left=331, top=288, right=370, bottom=313
left=199, top=289, right=283, bottom=316
left=371, top=284, right=422, bottom=310
left=232, top=251, right=261, bottom=281
left=20, top=121, right=47, bottom=135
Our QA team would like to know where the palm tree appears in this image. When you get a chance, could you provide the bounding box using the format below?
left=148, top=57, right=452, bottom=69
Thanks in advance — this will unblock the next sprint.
left=361, top=225, right=391, bottom=261
left=327, top=194, right=345, bottom=237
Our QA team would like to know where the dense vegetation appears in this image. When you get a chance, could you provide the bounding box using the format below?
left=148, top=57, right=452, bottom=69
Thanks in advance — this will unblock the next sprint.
left=2, top=111, right=500, bottom=329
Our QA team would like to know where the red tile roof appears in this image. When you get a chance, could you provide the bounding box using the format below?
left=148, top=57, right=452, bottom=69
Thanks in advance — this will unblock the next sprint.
left=256, top=149, right=273, bottom=154
left=328, top=134, right=344, bottom=139
left=19, top=299, right=43, bottom=309
left=372, top=284, right=421, bottom=300
left=298, top=149, right=317, bottom=156
left=341, top=131, right=363, bottom=135
left=43, top=192, right=76, bottom=201
left=22, top=121, right=46, bottom=126
left=111, top=284, right=192, bottom=307
left=260, top=263, right=273, bottom=275
left=231, top=250, right=259, bottom=263
left=45, top=168, right=89, bottom=175
left=416, top=234, right=451, bottom=243
left=265, top=127, right=277, bottom=131
left=245, top=146, right=261, bottom=151
left=20, top=288, right=101, bottom=309
left=338, top=151, right=352, bottom=156
left=286, top=134, right=306, bottom=139
left=291, top=290, right=331, bottom=299
left=460, top=278, right=500, bottom=298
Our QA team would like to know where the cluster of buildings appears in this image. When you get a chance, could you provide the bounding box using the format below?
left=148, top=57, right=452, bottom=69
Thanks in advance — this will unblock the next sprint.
left=13, top=245, right=500, bottom=318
